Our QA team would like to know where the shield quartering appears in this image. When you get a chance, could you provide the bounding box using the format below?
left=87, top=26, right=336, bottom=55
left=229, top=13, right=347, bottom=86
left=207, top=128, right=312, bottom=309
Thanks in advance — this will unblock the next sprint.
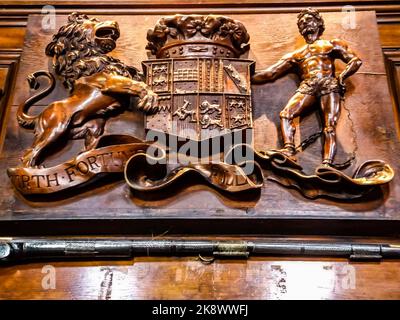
left=143, top=15, right=254, bottom=143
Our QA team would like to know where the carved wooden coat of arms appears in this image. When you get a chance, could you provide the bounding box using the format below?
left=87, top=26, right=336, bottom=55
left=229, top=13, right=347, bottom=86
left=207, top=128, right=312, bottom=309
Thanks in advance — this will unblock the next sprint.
left=143, top=15, right=253, bottom=142
left=5, top=10, right=395, bottom=204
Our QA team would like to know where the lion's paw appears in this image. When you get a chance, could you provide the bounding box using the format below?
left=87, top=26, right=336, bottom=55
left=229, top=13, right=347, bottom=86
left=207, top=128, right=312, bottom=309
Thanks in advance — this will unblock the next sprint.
left=137, top=91, right=159, bottom=114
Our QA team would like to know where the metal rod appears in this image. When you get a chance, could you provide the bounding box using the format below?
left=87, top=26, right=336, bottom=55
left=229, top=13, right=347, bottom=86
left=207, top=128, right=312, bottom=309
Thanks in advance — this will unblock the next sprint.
left=1, top=238, right=400, bottom=264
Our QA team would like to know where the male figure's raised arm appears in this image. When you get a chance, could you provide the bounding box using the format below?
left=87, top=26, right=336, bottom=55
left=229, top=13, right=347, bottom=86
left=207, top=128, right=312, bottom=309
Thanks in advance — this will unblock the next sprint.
left=251, top=53, right=295, bottom=84
left=332, top=39, right=362, bottom=86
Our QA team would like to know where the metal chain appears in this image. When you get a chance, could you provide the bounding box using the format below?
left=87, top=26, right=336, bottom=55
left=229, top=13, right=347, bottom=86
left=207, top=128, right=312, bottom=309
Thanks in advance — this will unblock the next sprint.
left=295, top=130, right=322, bottom=152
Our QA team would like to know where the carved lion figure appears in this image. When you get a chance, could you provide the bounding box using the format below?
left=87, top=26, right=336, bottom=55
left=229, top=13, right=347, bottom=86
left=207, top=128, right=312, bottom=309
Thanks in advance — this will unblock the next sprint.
left=17, top=12, right=158, bottom=167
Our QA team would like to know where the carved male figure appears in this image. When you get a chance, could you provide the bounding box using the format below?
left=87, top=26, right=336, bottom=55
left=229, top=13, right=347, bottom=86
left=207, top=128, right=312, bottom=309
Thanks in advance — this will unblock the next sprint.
left=252, top=8, right=362, bottom=166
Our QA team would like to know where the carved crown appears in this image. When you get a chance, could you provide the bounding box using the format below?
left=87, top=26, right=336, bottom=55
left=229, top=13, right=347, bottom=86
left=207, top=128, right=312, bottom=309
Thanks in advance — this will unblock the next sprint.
left=146, top=14, right=250, bottom=59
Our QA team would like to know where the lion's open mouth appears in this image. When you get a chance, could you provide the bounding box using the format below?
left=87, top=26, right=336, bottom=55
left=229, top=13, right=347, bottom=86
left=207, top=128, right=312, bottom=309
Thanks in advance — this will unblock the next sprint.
left=95, top=26, right=120, bottom=40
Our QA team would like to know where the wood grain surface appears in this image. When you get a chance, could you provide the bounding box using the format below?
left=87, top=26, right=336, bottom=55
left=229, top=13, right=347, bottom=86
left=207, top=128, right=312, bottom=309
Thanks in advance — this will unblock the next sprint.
left=0, top=2, right=400, bottom=301
left=0, top=11, right=399, bottom=237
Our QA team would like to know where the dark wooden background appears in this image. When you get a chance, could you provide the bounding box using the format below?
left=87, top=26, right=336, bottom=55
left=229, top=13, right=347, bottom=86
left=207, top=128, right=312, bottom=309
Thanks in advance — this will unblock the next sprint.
left=0, top=0, right=400, bottom=300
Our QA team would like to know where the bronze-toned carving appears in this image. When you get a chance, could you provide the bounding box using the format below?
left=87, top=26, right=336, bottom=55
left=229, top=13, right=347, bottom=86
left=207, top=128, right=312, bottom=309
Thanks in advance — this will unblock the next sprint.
left=143, top=14, right=254, bottom=141
left=146, top=15, right=250, bottom=59
left=17, top=13, right=158, bottom=167
left=8, top=135, right=153, bottom=195
left=6, top=11, right=394, bottom=202
left=125, top=152, right=263, bottom=193
left=248, top=8, right=393, bottom=198
left=252, top=8, right=362, bottom=166
left=227, top=147, right=394, bottom=200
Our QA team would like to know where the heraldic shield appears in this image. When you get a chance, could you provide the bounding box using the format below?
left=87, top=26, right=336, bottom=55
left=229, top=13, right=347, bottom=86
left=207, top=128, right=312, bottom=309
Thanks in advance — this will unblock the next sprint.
left=143, top=15, right=254, bottom=142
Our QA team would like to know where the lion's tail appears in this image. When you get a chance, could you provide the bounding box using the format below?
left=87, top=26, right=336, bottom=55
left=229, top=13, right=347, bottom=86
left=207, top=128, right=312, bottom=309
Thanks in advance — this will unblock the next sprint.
left=17, top=70, right=56, bottom=129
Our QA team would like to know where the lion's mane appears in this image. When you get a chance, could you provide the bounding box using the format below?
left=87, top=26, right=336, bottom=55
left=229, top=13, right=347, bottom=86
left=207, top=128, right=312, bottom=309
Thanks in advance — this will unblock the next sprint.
left=45, top=12, right=141, bottom=91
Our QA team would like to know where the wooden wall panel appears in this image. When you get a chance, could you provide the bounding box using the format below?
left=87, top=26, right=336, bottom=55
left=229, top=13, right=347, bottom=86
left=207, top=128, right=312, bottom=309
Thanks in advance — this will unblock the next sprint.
left=0, top=27, right=25, bottom=50
left=0, top=3, right=397, bottom=234
left=379, top=23, right=400, bottom=48
left=0, top=1, right=400, bottom=301
left=0, top=2, right=398, bottom=228
left=1, top=11, right=397, bottom=231
left=385, top=51, right=400, bottom=119
left=1, top=255, right=400, bottom=299
left=0, top=55, right=19, bottom=152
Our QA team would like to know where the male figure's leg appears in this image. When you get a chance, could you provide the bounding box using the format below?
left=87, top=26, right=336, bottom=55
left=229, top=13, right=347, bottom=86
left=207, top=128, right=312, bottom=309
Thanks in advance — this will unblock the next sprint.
left=279, top=92, right=316, bottom=156
left=320, top=92, right=341, bottom=165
